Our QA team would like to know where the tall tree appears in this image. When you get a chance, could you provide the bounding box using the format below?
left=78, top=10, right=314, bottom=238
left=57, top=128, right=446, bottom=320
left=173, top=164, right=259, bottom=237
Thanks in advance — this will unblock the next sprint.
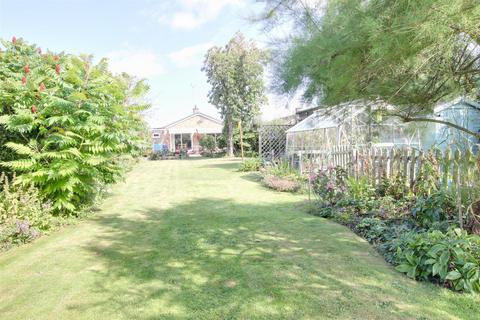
left=257, top=0, right=480, bottom=138
left=202, top=33, right=268, bottom=156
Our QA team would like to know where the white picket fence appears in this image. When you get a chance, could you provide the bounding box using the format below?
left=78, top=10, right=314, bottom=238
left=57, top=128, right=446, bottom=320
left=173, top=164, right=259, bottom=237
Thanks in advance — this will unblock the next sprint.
left=294, top=145, right=478, bottom=191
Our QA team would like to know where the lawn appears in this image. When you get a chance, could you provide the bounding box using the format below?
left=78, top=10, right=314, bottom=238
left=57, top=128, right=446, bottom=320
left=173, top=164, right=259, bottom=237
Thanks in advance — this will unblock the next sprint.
left=0, top=158, right=479, bottom=319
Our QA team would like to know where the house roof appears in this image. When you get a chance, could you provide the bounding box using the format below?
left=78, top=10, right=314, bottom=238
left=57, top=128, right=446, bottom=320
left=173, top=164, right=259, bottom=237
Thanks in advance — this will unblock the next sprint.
left=153, top=111, right=222, bottom=130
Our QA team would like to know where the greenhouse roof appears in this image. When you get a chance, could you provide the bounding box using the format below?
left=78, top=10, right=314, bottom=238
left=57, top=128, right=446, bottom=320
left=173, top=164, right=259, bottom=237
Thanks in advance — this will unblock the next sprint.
left=286, top=101, right=368, bottom=133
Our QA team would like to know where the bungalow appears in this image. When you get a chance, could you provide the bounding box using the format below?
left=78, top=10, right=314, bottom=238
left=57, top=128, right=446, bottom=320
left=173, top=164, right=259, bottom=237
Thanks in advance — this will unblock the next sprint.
left=151, top=106, right=223, bottom=154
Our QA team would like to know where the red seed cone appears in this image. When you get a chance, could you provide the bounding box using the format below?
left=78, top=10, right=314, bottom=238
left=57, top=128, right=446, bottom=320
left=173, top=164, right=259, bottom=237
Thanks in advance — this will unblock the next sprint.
left=55, top=64, right=61, bottom=74
left=53, top=55, right=59, bottom=61
left=39, top=83, right=46, bottom=92
left=12, top=36, right=17, bottom=44
left=21, top=76, right=27, bottom=85
left=31, top=105, right=37, bottom=113
left=24, top=65, right=30, bottom=74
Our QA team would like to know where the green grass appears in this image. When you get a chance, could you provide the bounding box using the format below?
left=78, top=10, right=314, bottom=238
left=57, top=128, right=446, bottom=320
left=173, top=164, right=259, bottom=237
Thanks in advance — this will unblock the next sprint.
left=0, top=158, right=479, bottom=319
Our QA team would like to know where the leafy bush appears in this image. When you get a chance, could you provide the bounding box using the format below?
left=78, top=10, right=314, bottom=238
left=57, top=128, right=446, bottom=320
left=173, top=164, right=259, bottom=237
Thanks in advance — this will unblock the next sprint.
left=263, top=175, right=301, bottom=192
left=200, top=135, right=216, bottom=154
left=412, top=190, right=456, bottom=228
left=395, top=228, right=480, bottom=293
left=239, top=157, right=262, bottom=172
left=310, top=166, right=347, bottom=206
left=356, top=217, right=387, bottom=243
left=377, top=175, right=410, bottom=200
left=0, top=38, right=148, bottom=213
left=0, top=173, right=55, bottom=250
left=267, top=159, right=302, bottom=181
left=347, top=176, right=375, bottom=201
left=413, top=152, right=441, bottom=197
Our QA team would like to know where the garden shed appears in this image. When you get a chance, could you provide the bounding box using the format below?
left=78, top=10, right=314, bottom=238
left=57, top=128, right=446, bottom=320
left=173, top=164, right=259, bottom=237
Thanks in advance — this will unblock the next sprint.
left=420, top=98, right=480, bottom=151
left=286, top=101, right=421, bottom=155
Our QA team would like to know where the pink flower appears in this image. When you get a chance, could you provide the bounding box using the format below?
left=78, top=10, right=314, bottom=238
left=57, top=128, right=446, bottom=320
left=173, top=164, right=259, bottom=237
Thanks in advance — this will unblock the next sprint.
left=39, top=83, right=46, bottom=92
left=37, top=48, right=42, bottom=54
left=12, top=36, right=17, bottom=44
left=326, top=181, right=335, bottom=191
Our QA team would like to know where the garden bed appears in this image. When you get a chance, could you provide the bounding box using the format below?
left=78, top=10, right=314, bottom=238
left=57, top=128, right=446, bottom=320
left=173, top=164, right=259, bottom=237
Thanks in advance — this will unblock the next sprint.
left=306, top=163, right=480, bottom=293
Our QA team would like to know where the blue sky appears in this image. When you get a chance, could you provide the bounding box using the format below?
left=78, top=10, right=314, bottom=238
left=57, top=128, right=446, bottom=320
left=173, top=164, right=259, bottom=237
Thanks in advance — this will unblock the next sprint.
left=0, top=0, right=298, bottom=127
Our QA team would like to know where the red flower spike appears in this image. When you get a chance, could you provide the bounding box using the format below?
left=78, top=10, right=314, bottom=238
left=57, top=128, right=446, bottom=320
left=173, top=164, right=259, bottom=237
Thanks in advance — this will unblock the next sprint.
left=24, top=65, right=30, bottom=74
left=55, top=64, right=61, bottom=74
left=39, top=83, right=46, bottom=92
left=21, top=76, right=27, bottom=85
left=31, top=105, right=37, bottom=114
left=12, top=36, right=17, bottom=44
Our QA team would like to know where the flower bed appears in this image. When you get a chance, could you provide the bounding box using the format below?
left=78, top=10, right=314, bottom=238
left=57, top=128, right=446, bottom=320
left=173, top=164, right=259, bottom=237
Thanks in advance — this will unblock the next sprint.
left=307, top=164, right=480, bottom=293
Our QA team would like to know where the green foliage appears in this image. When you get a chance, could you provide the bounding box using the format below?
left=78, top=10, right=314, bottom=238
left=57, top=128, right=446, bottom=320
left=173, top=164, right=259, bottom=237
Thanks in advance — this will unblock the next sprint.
left=267, top=158, right=303, bottom=181
left=0, top=173, right=55, bottom=249
left=377, top=175, right=410, bottom=200
left=239, top=157, right=262, bottom=172
left=356, top=217, right=387, bottom=243
left=412, top=190, right=456, bottom=228
left=233, top=125, right=259, bottom=154
left=258, top=0, right=480, bottom=137
left=199, top=135, right=216, bottom=154
left=395, top=228, right=480, bottom=293
left=0, top=38, right=149, bottom=213
left=202, top=32, right=268, bottom=156
left=310, top=166, right=347, bottom=206
left=413, top=153, right=441, bottom=197
left=346, top=176, right=375, bottom=201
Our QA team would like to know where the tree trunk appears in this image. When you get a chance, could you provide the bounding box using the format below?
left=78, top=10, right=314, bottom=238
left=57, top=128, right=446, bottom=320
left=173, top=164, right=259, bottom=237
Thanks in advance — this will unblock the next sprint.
left=227, top=115, right=234, bottom=157
left=239, top=119, right=244, bottom=160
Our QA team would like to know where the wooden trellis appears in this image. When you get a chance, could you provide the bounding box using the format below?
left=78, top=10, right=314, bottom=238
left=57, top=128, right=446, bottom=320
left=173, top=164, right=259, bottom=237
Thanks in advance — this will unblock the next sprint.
left=259, top=125, right=292, bottom=161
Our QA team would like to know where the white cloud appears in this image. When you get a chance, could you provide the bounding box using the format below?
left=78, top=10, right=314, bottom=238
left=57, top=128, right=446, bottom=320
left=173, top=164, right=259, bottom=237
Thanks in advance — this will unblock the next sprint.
left=168, top=42, right=213, bottom=68
left=106, top=50, right=165, bottom=78
left=159, top=0, right=244, bottom=29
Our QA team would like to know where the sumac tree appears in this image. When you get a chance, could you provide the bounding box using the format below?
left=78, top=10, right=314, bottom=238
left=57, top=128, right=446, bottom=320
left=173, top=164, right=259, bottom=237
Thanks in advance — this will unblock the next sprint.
left=0, top=38, right=149, bottom=213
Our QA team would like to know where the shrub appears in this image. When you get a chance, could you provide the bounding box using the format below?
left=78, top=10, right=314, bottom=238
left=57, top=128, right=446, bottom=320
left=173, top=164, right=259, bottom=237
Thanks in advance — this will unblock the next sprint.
left=356, top=217, right=387, bottom=243
left=412, top=190, right=456, bottom=228
left=239, top=157, right=262, bottom=172
left=200, top=135, right=216, bottom=154
left=377, top=175, right=410, bottom=200
left=310, top=166, right=347, bottom=206
left=0, top=173, right=54, bottom=250
left=0, top=38, right=148, bottom=214
left=395, top=228, right=480, bottom=293
left=347, top=176, right=375, bottom=201
left=263, top=175, right=301, bottom=192
left=267, top=159, right=302, bottom=181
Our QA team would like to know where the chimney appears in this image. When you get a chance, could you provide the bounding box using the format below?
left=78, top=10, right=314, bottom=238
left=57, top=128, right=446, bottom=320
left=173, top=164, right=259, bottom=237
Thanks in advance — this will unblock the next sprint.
left=193, top=105, right=199, bottom=114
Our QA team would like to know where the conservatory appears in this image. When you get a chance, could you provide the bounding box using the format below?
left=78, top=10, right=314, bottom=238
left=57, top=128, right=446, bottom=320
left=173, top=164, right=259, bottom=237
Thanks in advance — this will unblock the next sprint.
left=286, top=101, right=422, bottom=155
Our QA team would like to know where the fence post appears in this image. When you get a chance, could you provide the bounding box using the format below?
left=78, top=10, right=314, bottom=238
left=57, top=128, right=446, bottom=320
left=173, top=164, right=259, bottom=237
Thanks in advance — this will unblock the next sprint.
left=409, top=149, right=417, bottom=188
left=453, top=149, right=463, bottom=229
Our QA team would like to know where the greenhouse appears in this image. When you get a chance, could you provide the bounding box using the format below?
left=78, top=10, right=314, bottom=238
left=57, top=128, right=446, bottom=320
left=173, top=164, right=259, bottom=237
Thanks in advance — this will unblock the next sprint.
left=286, top=101, right=422, bottom=155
